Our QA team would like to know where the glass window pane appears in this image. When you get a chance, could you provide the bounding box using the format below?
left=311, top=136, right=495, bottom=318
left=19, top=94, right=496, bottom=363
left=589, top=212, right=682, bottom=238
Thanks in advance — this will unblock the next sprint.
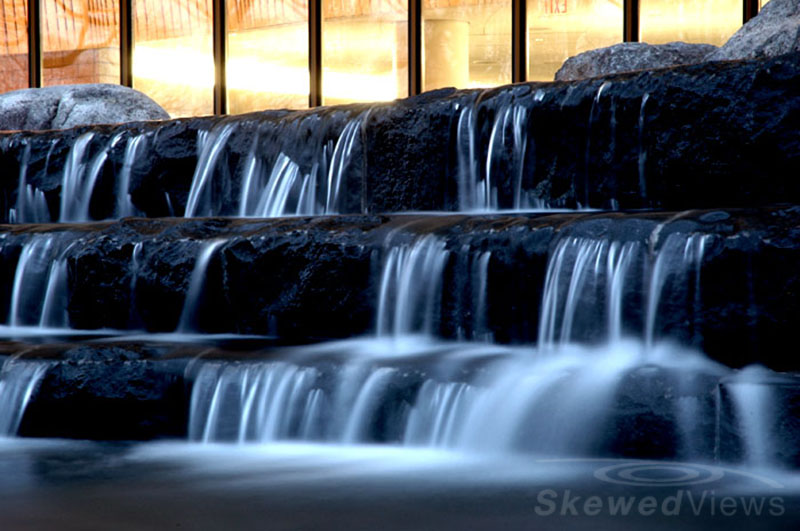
left=227, top=0, right=309, bottom=113
left=0, top=0, right=28, bottom=92
left=528, top=0, right=622, bottom=81
left=640, top=0, right=741, bottom=46
left=322, top=0, right=408, bottom=105
left=422, top=0, right=511, bottom=91
left=133, top=0, right=214, bottom=117
left=41, top=0, right=120, bottom=86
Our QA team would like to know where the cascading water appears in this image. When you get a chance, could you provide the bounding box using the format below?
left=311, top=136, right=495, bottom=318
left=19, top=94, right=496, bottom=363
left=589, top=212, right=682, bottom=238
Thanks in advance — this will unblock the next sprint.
left=187, top=229, right=754, bottom=464
left=456, top=101, right=546, bottom=211
left=0, top=359, right=48, bottom=436
left=6, top=234, right=73, bottom=329
left=60, top=132, right=124, bottom=222
left=638, top=92, right=650, bottom=200
left=538, top=232, right=711, bottom=350
left=10, top=144, right=50, bottom=224
left=177, top=240, right=226, bottom=333
left=185, top=114, right=363, bottom=218
left=376, top=234, right=450, bottom=338
left=115, top=133, right=147, bottom=218
left=10, top=131, right=146, bottom=223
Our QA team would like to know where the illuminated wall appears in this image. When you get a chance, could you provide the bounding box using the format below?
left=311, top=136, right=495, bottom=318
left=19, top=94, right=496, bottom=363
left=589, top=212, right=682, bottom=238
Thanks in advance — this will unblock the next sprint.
left=42, top=0, right=120, bottom=87
left=133, top=0, right=214, bottom=117
left=528, top=0, right=623, bottom=81
left=227, top=0, right=309, bottom=112
left=423, top=0, right=512, bottom=90
left=641, top=0, right=741, bottom=45
left=0, top=0, right=27, bottom=93
left=0, top=1, right=764, bottom=115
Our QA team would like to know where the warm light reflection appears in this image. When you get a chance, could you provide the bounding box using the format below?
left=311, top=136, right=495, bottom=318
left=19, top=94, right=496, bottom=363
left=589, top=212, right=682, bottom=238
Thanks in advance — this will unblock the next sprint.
left=226, top=0, right=309, bottom=113
left=324, top=70, right=401, bottom=102
left=322, top=7, right=408, bottom=105
left=133, top=44, right=215, bottom=89
left=640, top=0, right=741, bottom=45
left=133, top=0, right=214, bottom=117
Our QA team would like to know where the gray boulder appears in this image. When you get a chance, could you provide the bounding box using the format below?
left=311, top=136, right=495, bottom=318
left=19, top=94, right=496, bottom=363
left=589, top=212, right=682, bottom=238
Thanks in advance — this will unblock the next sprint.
left=707, top=0, right=800, bottom=62
left=0, top=84, right=169, bottom=131
left=555, top=42, right=718, bottom=81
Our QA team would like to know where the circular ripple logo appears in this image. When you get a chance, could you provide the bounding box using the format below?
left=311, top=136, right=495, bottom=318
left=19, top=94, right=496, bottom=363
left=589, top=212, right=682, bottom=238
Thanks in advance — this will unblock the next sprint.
left=594, top=462, right=726, bottom=487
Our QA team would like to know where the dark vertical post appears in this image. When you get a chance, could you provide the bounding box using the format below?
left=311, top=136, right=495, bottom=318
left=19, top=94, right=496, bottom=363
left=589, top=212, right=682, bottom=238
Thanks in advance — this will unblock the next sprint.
left=743, top=0, right=759, bottom=23
left=512, top=0, right=526, bottom=83
left=408, top=0, right=422, bottom=96
left=213, top=0, right=227, bottom=115
left=624, top=0, right=639, bottom=43
left=309, top=0, right=323, bottom=107
left=120, top=0, right=133, bottom=87
left=27, top=0, right=42, bottom=87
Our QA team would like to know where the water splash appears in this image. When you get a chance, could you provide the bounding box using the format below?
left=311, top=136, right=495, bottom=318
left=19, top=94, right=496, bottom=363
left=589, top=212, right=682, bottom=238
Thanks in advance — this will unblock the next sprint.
left=188, top=339, right=730, bottom=459
left=726, top=366, right=775, bottom=468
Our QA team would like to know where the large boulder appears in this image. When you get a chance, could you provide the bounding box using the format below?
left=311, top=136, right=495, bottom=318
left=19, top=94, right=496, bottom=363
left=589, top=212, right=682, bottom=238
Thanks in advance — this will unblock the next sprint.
left=0, top=84, right=170, bottom=131
left=555, top=42, right=717, bottom=81
left=707, top=0, right=800, bottom=62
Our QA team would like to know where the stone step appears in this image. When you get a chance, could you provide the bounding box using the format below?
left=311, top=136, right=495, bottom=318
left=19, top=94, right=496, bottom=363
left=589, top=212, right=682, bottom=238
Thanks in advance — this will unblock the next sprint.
left=0, top=207, right=798, bottom=370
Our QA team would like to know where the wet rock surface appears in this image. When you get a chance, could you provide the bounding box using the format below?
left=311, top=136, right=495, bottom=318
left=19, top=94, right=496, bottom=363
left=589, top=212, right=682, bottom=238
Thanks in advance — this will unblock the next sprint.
left=15, top=344, right=189, bottom=440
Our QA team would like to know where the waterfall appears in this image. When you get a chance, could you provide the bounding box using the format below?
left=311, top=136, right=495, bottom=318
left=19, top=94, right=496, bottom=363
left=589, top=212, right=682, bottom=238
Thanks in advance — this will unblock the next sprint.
left=376, top=235, right=449, bottom=337
left=644, top=233, right=710, bottom=349
left=185, top=114, right=363, bottom=218
left=584, top=82, right=610, bottom=209
left=115, top=133, right=147, bottom=218
left=8, top=235, right=72, bottom=328
left=189, top=362, right=320, bottom=443
left=187, top=340, right=726, bottom=456
left=177, top=240, right=226, bottom=332
left=10, top=144, right=50, bottom=224
left=457, top=102, right=542, bottom=211
left=0, top=360, right=48, bottom=436
left=638, top=92, right=650, bottom=200
left=538, top=233, right=710, bottom=350
left=538, top=238, right=642, bottom=347
left=60, top=132, right=125, bottom=222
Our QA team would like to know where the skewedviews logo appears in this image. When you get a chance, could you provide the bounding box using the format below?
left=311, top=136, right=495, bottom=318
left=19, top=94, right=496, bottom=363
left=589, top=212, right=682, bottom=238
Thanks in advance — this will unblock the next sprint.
left=531, top=460, right=786, bottom=518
